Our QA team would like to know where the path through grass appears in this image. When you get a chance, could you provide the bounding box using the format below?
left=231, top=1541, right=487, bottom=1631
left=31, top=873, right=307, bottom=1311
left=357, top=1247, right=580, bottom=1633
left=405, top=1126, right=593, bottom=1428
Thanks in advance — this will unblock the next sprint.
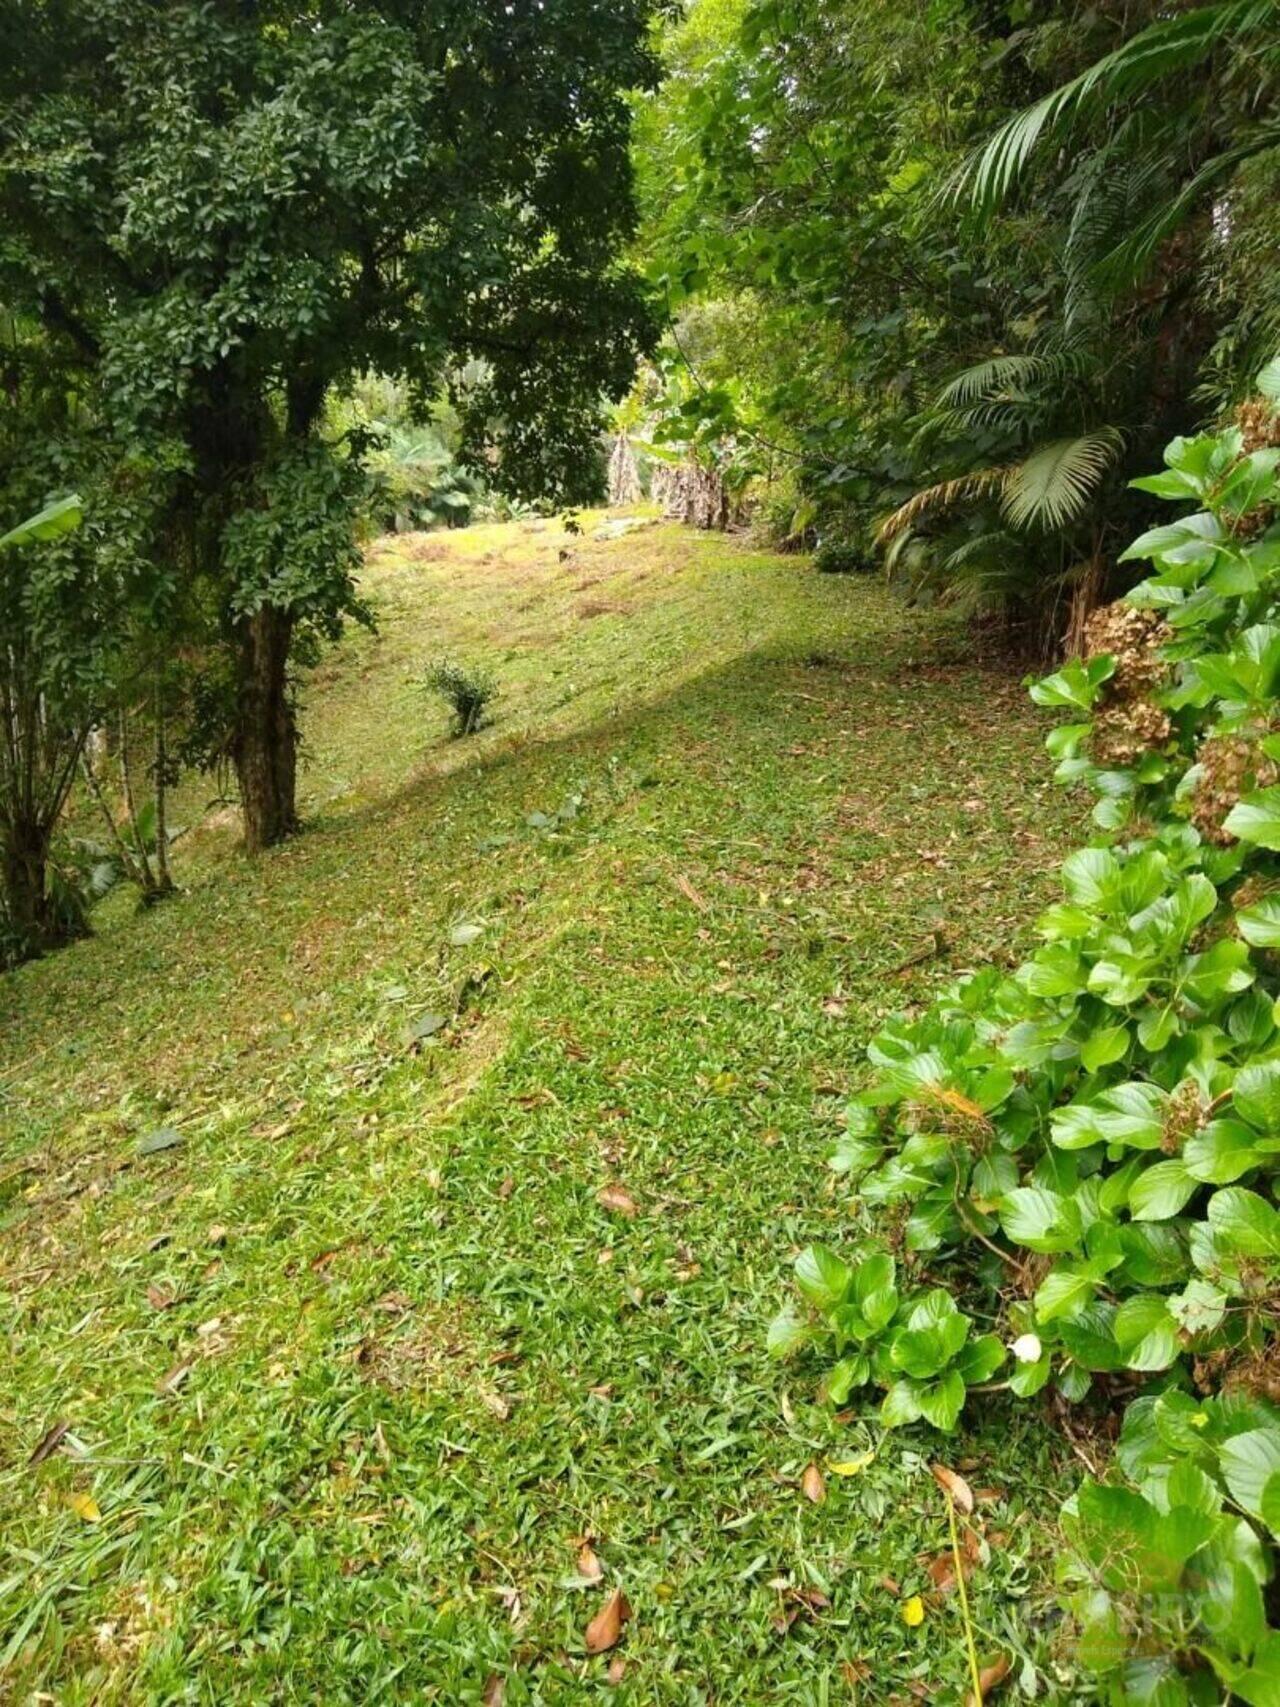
left=2, top=516, right=1082, bottom=1701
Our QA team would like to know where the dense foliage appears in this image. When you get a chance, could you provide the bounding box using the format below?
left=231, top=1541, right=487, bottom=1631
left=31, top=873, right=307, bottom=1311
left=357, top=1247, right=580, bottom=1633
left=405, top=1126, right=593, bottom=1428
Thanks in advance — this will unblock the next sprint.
left=635, top=0, right=1280, bottom=642
left=777, top=376, right=1280, bottom=1700
left=0, top=0, right=660, bottom=880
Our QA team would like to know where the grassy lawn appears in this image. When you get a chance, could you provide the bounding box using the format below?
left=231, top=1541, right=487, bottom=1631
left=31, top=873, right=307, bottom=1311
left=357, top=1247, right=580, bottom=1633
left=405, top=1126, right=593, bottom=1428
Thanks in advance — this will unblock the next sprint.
left=1, top=515, right=1085, bottom=1702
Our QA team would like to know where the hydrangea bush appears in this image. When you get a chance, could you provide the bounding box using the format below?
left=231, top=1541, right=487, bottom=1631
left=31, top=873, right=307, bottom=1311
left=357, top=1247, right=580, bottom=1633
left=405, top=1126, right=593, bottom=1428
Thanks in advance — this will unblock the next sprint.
left=774, top=365, right=1280, bottom=1703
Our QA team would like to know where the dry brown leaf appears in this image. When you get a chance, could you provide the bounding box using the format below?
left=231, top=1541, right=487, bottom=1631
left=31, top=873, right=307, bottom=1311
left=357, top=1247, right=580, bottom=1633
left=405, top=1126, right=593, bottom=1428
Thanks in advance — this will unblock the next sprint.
left=482, top=1391, right=512, bottom=1421
left=498, top=1176, right=516, bottom=1200
left=801, top=1463, right=826, bottom=1504
left=964, top=1655, right=1011, bottom=1706
left=584, top=1587, right=631, bottom=1654
left=146, top=1284, right=176, bottom=1311
left=482, top=1675, right=505, bottom=1707
left=207, top=1224, right=228, bottom=1247
left=930, top=1462, right=975, bottom=1514
left=156, top=1360, right=193, bottom=1396
left=28, top=1419, right=69, bottom=1467
left=673, top=873, right=708, bottom=912
left=578, top=1542, right=604, bottom=1581
left=596, top=1183, right=638, bottom=1218
left=605, top=1656, right=626, bottom=1685
left=926, top=1553, right=960, bottom=1594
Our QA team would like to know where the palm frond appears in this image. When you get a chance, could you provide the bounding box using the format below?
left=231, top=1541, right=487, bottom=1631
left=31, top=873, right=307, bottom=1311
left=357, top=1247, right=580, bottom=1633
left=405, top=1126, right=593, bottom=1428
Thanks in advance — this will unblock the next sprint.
left=1258, top=357, right=1280, bottom=404
left=1093, top=124, right=1280, bottom=294
left=875, top=467, right=1008, bottom=544
left=1001, top=430, right=1123, bottom=531
left=959, top=0, right=1279, bottom=213
left=937, top=353, right=1085, bottom=409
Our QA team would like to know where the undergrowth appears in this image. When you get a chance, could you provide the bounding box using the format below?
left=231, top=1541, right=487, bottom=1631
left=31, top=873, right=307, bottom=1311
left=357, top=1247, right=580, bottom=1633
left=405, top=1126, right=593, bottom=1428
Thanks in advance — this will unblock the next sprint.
left=780, top=368, right=1280, bottom=1703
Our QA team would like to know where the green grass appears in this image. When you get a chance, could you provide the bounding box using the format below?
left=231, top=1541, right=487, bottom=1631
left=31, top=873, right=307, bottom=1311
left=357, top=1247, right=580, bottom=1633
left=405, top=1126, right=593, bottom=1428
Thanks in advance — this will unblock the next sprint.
left=2, top=515, right=1086, bottom=1702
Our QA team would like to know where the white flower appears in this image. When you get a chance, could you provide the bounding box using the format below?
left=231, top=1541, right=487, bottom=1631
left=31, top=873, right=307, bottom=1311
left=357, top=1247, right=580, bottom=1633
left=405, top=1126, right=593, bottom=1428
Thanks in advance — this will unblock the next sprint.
left=1010, top=1332, right=1043, bottom=1364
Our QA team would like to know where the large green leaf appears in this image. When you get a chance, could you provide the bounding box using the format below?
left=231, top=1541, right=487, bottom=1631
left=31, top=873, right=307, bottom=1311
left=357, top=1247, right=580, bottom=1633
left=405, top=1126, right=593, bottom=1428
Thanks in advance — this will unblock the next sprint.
left=1000, top=1186, right=1084, bottom=1252
left=0, top=493, right=83, bottom=549
left=1224, top=787, right=1280, bottom=849
left=794, top=1244, right=852, bottom=1311
left=1219, top=1429, right=1280, bottom=1523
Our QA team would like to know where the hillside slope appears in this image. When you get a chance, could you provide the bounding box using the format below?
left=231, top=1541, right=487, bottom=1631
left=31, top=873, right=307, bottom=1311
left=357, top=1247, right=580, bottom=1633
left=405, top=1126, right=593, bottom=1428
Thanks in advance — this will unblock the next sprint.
left=1, top=517, right=1082, bottom=1701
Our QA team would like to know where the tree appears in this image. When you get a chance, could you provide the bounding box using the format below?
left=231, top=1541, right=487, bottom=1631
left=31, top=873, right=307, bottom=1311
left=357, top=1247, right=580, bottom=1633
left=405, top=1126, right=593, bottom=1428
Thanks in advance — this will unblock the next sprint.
left=0, top=321, right=108, bottom=963
left=0, top=0, right=661, bottom=849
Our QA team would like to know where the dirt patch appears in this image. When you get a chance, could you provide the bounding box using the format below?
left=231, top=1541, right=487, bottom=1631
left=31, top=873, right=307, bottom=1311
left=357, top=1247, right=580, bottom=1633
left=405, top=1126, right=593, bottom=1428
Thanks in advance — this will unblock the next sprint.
left=355, top=1296, right=478, bottom=1388
left=398, top=535, right=450, bottom=563
left=577, top=600, right=628, bottom=620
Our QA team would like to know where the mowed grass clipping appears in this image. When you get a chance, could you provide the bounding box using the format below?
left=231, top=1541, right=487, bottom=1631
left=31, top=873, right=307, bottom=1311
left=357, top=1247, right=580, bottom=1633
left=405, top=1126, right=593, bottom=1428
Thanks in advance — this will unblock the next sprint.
left=2, top=515, right=1085, bottom=1702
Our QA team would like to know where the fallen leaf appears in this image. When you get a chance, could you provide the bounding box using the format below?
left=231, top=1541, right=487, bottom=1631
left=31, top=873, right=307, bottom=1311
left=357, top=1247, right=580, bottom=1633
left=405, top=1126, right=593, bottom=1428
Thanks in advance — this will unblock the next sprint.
left=578, top=1542, right=604, bottom=1581
left=28, top=1419, right=69, bottom=1466
left=829, top=1450, right=875, bottom=1476
left=901, top=1595, right=925, bottom=1628
left=497, top=1176, right=516, bottom=1199
left=606, top=1656, right=626, bottom=1685
left=138, top=1127, right=184, bottom=1157
left=930, top=1462, right=975, bottom=1514
left=482, top=1677, right=505, bottom=1707
left=68, top=1491, right=101, bottom=1522
left=207, top=1224, right=228, bottom=1248
left=449, top=921, right=484, bottom=946
left=156, top=1360, right=193, bottom=1396
left=801, top=1463, right=826, bottom=1504
left=482, top=1391, right=512, bottom=1420
left=407, top=1012, right=448, bottom=1043
left=584, top=1587, right=631, bottom=1654
left=596, top=1183, right=638, bottom=1217
left=964, top=1655, right=1011, bottom=1705
left=926, top=1552, right=961, bottom=1594
left=879, top=1574, right=900, bottom=1596
left=673, top=873, right=708, bottom=912
left=146, top=1284, right=175, bottom=1311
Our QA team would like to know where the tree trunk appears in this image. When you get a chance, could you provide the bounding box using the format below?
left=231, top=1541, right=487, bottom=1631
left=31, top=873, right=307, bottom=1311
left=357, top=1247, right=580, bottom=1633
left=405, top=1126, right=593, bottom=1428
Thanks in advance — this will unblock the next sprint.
left=234, top=604, right=298, bottom=852
left=2, top=819, right=61, bottom=962
left=152, top=672, right=174, bottom=895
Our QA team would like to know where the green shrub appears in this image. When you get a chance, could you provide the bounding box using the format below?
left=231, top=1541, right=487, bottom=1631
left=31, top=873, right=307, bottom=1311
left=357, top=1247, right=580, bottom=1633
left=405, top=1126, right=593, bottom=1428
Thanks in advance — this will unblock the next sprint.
left=813, top=535, right=871, bottom=575
left=775, top=365, right=1280, bottom=1701
left=421, top=660, right=497, bottom=737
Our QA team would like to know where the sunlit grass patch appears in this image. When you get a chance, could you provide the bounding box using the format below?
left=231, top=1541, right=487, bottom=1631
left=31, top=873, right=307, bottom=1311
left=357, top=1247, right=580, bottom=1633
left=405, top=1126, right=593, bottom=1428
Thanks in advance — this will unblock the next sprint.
left=1, top=519, right=1084, bottom=1701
